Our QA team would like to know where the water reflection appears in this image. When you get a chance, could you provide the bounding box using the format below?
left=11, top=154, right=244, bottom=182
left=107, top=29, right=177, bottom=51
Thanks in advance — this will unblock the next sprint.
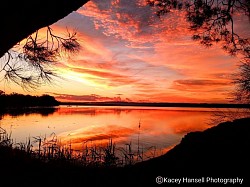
left=2, top=106, right=248, bottom=160
left=0, top=107, right=58, bottom=117
left=56, top=107, right=133, bottom=116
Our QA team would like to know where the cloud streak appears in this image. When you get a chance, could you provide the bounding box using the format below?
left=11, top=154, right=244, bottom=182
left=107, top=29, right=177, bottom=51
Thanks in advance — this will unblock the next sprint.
left=172, top=79, right=232, bottom=92
left=51, top=93, right=123, bottom=102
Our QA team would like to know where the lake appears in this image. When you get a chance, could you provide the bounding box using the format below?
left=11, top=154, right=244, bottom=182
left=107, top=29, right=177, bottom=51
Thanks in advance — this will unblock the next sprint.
left=0, top=106, right=247, bottom=161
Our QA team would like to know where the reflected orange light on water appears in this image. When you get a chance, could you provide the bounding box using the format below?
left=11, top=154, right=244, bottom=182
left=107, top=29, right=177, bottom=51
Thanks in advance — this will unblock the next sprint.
left=0, top=106, right=217, bottom=158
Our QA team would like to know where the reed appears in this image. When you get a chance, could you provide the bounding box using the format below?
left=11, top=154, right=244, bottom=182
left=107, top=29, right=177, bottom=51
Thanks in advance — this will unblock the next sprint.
left=0, top=126, right=159, bottom=168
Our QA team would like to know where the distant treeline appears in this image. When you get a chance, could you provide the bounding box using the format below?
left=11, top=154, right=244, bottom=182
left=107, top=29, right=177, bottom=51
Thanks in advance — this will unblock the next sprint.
left=61, top=101, right=250, bottom=108
left=0, top=91, right=59, bottom=108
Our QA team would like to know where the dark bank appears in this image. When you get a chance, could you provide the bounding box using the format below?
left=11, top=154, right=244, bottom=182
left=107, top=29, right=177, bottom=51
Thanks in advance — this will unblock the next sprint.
left=0, top=117, right=249, bottom=186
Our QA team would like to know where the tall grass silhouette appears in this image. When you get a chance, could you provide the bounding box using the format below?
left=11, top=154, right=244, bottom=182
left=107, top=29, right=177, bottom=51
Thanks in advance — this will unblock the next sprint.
left=0, top=124, right=159, bottom=168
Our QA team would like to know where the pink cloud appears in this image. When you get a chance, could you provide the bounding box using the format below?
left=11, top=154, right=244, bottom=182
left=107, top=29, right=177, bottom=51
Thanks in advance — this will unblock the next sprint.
left=51, top=93, right=123, bottom=102
left=77, top=0, right=190, bottom=48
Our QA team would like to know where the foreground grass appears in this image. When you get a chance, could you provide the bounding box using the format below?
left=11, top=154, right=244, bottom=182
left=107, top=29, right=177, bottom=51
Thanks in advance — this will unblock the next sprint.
left=0, top=126, right=156, bottom=169
left=1, top=118, right=250, bottom=186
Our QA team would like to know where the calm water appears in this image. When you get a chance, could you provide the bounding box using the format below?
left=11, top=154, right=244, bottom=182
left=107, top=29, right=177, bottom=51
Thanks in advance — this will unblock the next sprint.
left=0, top=106, right=242, bottom=159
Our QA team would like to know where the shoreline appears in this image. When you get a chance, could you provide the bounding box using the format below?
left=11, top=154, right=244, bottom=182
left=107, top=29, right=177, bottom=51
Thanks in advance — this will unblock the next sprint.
left=59, top=101, right=250, bottom=108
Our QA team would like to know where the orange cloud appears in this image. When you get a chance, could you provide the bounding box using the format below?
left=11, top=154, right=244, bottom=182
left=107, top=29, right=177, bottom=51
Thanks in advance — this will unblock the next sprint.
left=172, top=79, right=232, bottom=92
left=52, top=93, right=123, bottom=102
left=70, top=66, right=138, bottom=86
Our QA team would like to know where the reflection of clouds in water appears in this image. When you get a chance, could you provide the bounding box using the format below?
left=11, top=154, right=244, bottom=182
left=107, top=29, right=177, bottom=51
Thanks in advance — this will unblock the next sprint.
left=59, top=125, right=136, bottom=143
left=57, top=112, right=184, bottom=157
left=56, top=107, right=134, bottom=116
left=60, top=123, right=182, bottom=158
left=1, top=106, right=226, bottom=160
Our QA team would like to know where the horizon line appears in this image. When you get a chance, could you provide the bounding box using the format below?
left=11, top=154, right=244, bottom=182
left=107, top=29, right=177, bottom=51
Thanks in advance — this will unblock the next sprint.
left=58, top=101, right=250, bottom=108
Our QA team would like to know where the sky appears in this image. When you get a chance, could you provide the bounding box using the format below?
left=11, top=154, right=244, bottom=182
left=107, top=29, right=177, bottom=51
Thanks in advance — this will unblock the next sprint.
left=1, top=0, right=250, bottom=103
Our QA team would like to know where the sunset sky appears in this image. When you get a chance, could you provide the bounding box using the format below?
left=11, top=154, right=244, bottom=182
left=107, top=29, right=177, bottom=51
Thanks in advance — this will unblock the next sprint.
left=1, top=0, right=250, bottom=103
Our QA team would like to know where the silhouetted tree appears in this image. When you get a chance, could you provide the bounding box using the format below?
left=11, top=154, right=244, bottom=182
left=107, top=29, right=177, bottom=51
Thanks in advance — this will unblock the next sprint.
left=234, top=58, right=250, bottom=103
left=147, top=0, right=250, bottom=102
left=0, top=0, right=89, bottom=57
left=147, top=0, right=250, bottom=57
left=0, top=0, right=89, bottom=89
left=1, top=28, right=80, bottom=90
